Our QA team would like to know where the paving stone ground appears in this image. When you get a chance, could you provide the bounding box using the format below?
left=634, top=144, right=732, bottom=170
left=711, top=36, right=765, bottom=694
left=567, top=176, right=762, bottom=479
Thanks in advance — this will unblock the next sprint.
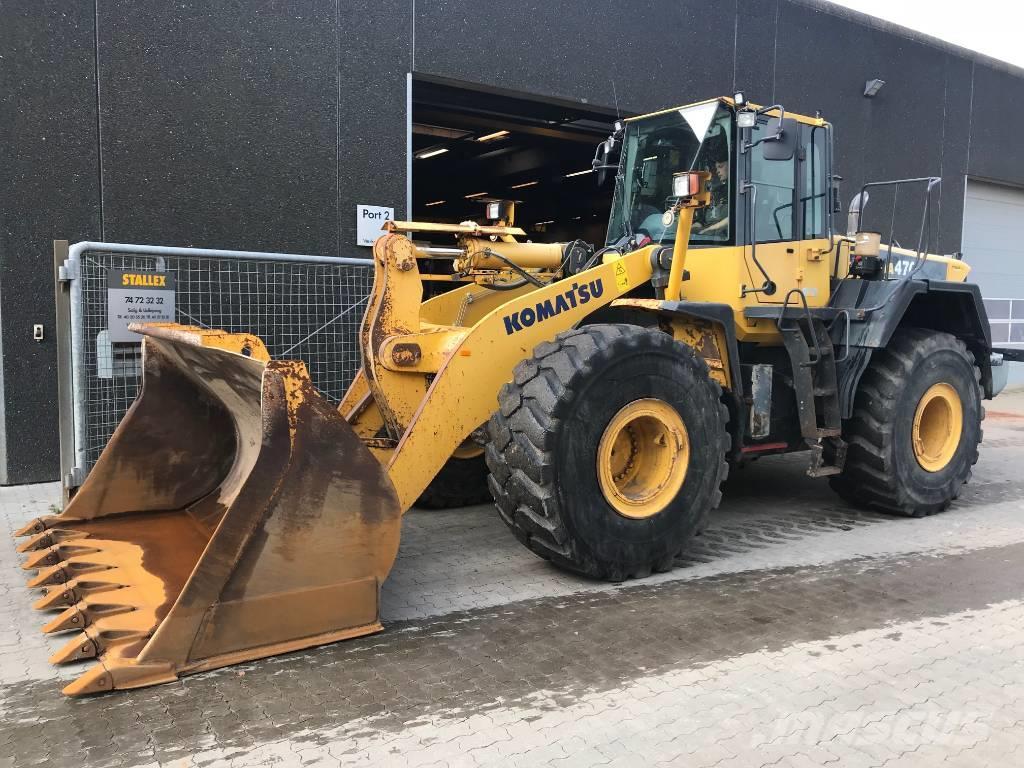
left=2, top=391, right=1024, bottom=767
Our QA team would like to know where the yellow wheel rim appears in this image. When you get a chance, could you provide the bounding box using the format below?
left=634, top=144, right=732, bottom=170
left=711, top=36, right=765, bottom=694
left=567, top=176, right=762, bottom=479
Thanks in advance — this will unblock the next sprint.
left=596, top=398, right=690, bottom=519
left=452, top=441, right=484, bottom=460
left=912, top=382, right=963, bottom=472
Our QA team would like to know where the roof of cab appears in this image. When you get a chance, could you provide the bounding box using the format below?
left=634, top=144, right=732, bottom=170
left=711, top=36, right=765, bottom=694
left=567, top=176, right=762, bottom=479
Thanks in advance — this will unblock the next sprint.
left=626, top=96, right=826, bottom=127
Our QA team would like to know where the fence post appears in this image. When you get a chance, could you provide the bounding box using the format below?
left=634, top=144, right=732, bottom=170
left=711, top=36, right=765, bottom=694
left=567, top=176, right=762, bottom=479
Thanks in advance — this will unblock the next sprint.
left=53, top=240, right=78, bottom=502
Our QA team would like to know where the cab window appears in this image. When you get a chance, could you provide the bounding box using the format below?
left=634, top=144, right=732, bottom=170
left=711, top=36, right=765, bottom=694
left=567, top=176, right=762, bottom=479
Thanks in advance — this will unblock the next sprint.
left=802, top=124, right=827, bottom=239
left=691, top=116, right=732, bottom=243
left=749, top=119, right=797, bottom=242
left=606, top=104, right=734, bottom=247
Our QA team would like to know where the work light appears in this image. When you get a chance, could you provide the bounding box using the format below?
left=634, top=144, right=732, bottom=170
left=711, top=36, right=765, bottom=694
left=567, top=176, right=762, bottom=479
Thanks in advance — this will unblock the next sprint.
left=672, top=171, right=701, bottom=198
left=737, top=109, right=757, bottom=129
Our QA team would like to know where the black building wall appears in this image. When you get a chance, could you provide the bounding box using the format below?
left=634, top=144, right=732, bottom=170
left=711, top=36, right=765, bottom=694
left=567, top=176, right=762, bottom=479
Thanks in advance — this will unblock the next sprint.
left=1, top=0, right=1022, bottom=484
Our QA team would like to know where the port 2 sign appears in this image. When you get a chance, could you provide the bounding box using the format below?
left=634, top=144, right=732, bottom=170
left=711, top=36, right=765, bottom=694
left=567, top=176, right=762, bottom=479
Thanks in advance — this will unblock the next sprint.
left=107, top=270, right=176, bottom=342
left=356, top=205, right=395, bottom=246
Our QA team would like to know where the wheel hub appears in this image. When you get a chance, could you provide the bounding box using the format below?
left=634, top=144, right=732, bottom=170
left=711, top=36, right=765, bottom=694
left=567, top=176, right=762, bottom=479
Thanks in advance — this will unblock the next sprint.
left=912, top=382, right=963, bottom=472
left=597, top=398, right=690, bottom=519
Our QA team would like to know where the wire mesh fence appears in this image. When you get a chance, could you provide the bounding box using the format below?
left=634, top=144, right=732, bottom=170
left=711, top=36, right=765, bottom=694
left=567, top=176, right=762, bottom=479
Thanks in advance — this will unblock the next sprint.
left=72, top=247, right=373, bottom=480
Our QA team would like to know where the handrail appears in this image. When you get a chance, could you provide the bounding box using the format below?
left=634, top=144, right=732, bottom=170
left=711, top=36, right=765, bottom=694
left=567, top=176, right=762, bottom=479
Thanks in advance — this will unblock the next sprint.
left=771, top=189, right=829, bottom=239
left=852, top=177, right=942, bottom=280
left=778, top=288, right=824, bottom=367
left=828, top=310, right=851, bottom=364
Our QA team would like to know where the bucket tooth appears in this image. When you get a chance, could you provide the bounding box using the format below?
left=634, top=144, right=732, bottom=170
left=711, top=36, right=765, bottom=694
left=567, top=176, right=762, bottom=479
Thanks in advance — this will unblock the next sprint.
left=43, top=590, right=153, bottom=639
left=16, top=528, right=87, bottom=554
left=21, top=547, right=62, bottom=571
left=51, top=632, right=100, bottom=664
left=43, top=606, right=90, bottom=634
left=27, top=564, right=71, bottom=588
left=21, top=542, right=102, bottom=572
left=43, top=600, right=136, bottom=634
left=15, top=531, right=50, bottom=553
left=63, top=664, right=115, bottom=696
left=27, top=560, right=113, bottom=588
left=63, top=659, right=178, bottom=697
left=34, top=585, right=79, bottom=611
left=33, top=579, right=123, bottom=611
left=51, top=624, right=149, bottom=666
left=13, top=516, right=61, bottom=538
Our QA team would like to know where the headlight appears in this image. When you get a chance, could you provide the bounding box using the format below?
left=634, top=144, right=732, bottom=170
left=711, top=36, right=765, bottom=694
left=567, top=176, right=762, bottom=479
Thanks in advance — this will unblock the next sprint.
left=737, top=109, right=757, bottom=129
left=672, top=171, right=701, bottom=198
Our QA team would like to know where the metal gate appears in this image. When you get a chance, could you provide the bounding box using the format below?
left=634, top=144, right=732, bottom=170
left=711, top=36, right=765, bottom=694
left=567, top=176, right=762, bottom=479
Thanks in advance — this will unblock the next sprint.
left=54, top=240, right=374, bottom=492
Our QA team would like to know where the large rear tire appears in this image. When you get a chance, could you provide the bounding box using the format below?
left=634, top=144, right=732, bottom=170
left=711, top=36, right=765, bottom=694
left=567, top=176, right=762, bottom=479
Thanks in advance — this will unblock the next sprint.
left=830, top=328, right=983, bottom=516
left=486, top=324, right=729, bottom=580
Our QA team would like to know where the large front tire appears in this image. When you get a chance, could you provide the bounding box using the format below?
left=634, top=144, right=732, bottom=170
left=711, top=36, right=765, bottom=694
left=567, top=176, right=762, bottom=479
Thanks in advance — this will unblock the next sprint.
left=830, top=328, right=983, bottom=516
left=414, top=453, right=491, bottom=509
left=486, top=324, right=729, bottom=580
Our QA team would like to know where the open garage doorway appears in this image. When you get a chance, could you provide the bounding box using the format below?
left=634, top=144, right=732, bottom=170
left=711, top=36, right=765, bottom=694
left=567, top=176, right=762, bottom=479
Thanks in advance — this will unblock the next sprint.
left=410, top=77, right=620, bottom=247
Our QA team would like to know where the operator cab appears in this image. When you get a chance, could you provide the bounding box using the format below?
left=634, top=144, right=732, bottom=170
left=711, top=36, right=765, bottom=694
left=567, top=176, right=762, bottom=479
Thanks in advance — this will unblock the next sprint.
left=594, top=94, right=836, bottom=304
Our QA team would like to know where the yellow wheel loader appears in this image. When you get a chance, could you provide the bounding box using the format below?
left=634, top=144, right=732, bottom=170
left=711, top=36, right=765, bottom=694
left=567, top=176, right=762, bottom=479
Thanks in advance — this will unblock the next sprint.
left=15, top=95, right=1006, bottom=695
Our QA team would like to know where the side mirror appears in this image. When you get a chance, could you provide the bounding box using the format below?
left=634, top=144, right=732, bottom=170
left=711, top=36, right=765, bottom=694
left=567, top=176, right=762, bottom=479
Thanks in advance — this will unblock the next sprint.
left=593, top=136, right=620, bottom=186
left=762, top=117, right=798, bottom=161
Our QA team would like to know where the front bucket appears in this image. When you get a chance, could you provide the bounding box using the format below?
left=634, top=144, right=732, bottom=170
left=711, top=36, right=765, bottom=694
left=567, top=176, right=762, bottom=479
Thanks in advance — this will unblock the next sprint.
left=14, top=324, right=401, bottom=695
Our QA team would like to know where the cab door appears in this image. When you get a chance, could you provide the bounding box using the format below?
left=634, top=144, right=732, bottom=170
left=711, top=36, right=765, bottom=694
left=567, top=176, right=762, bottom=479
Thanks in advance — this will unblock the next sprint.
left=743, top=118, right=831, bottom=306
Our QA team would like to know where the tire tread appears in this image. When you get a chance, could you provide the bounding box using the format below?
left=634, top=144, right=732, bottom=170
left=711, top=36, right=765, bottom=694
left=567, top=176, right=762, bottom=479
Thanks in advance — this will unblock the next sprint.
left=486, top=324, right=729, bottom=579
left=830, top=328, right=983, bottom=517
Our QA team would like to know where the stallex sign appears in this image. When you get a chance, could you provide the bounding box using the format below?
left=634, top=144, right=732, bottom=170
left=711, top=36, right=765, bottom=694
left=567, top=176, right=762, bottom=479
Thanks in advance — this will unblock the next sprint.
left=107, top=269, right=176, bottom=342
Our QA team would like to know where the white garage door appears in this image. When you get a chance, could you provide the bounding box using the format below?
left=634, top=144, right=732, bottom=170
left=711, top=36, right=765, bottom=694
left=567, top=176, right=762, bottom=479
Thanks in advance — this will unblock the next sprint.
left=963, top=179, right=1024, bottom=385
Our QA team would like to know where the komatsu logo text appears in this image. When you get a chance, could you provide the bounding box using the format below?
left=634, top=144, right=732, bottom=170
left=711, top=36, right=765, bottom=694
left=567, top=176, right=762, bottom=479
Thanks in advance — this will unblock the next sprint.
left=502, top=279, right=605, bottom=335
